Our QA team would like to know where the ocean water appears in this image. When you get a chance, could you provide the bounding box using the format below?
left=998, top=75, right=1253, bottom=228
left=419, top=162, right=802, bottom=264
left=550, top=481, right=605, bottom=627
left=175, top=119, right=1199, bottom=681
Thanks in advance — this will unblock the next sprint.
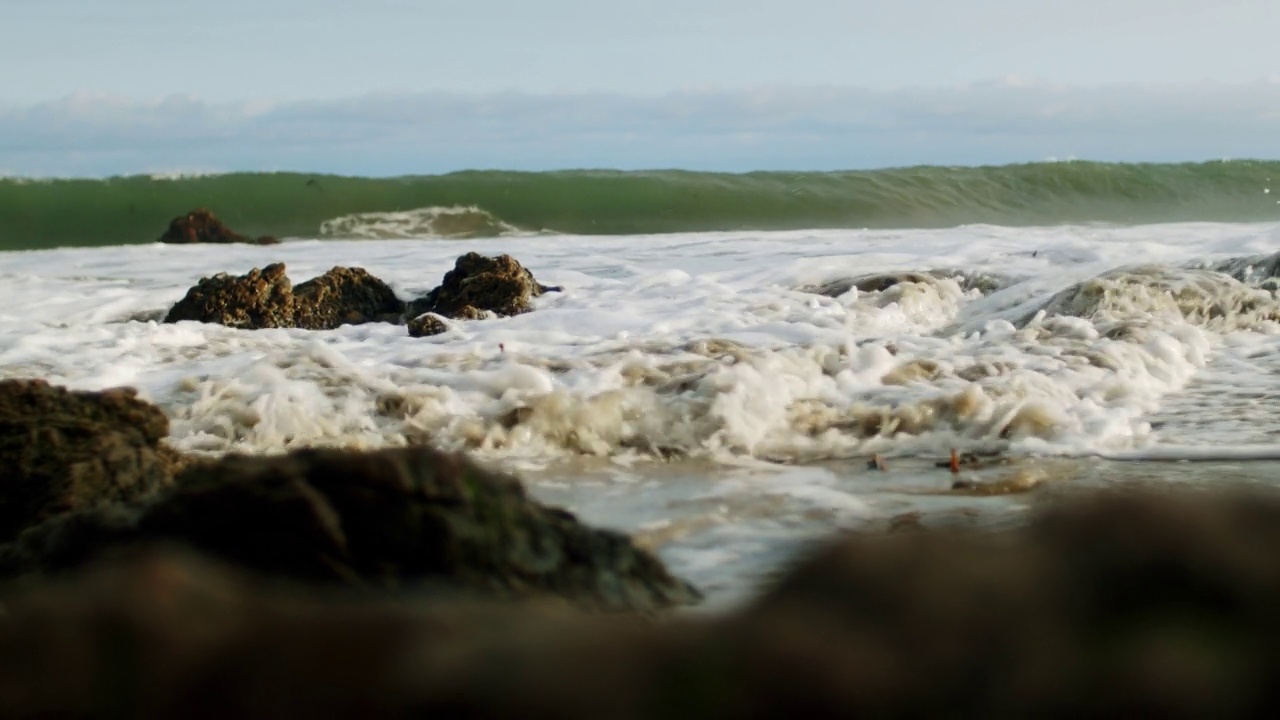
left=3, top=220, right=1280, bottom=607
left=3, top=161, right=1279, bottom=250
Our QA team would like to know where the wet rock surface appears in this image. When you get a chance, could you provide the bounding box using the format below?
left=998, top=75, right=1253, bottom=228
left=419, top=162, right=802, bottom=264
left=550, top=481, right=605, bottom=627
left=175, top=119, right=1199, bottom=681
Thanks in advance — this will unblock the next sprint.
left=407, top=252, right=560, bottom=321
left=164, top=263, right=406, bottom=330
left=163, top=263, right=296, bottom=328
left=158, top=208, right=279, bottom=245
left=406, top=312, right=449, bottom=337
left=3, top=489, right=1280, bottom=718
left=0, top=379, right=177, bottom=544
left=293, top=267, right=405, bottom=330
left=3, top=444, right=699, bottom=613
left=1210, top=251, right=1280, bottom=285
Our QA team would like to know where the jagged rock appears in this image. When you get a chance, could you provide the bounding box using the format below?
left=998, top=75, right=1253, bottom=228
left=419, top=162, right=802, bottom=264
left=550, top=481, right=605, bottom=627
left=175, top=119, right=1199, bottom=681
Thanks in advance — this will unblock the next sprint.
left=165, top=264, right=406, bottom=330
left=0, top=379, right=177, bottom=544
left=4, top=490, right=1280, bottom=718
left=3, top=445, right=700, bottom=613
left=163, top=263, right=296, bottom=328
left=294, top=267, right=405, bottom=330
left=158, top=208, right=278, bottom=245
left=407, top=252, right=560, bottom=321
left=407, top=313, right=449, bottom=337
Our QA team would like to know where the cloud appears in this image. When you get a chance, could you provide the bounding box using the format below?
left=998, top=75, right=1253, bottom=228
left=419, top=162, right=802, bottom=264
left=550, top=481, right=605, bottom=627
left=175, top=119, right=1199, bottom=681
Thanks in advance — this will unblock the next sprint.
left=2, top=82, right=1279, bottom=176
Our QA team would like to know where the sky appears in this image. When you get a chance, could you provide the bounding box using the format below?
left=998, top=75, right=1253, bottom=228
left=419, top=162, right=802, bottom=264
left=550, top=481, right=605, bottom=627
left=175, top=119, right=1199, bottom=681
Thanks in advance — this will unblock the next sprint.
left=3, top=0, right=1279, bottom=175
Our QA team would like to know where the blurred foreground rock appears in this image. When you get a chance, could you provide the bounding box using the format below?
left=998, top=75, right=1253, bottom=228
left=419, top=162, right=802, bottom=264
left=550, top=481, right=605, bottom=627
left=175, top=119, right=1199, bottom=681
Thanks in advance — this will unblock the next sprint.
left=0, top=379, right=178, bottom=544
left=0, top=381, right=696, bottom=614
left=158, top=208, right=278, bottom=245
left=4, top=489, right=1280, bottom=718
left=1, top=444, right=697, bottom=613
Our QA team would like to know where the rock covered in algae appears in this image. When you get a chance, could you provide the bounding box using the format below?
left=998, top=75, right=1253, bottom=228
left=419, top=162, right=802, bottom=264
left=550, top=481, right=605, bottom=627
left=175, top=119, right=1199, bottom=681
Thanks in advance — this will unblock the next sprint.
left=407, top=252, right=561, bottom=322
left=293, top=266, right=405, bottom=330
left=164, top=263, right=405, bottom=330
left=163, top=263, right=296, bottom=328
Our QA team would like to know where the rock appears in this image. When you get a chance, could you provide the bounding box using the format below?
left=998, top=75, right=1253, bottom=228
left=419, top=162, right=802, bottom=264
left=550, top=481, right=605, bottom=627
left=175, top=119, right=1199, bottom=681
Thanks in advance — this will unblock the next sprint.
left=0, top=379, right=177, bottom=544
left=4, top=490, right=1280, bottom=718
left=163, top=263, right=296, bottom=329
left=0, top=550, right=627, bottom=719
left=407, top=313, right=449, bottom=337
left=158, top=208, right=277, bottom=245
left=1027, top=266, right=1280, bottom=330
left=1210, top=251, right=1280, bottom=285
left=293, top=267, right=405, bottom=330
left=4, top=445, right=700, bottom=613
left=407, top=253, right=560, bottom=321
left=165, top=264, right=406, bottom=330
left=801, top=270, right=1008, bottom=298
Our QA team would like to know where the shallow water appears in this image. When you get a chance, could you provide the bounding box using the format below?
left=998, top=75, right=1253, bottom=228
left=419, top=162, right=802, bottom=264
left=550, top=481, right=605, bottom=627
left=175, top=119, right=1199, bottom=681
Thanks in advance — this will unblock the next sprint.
left=2, top=222, right=1278, bottom=604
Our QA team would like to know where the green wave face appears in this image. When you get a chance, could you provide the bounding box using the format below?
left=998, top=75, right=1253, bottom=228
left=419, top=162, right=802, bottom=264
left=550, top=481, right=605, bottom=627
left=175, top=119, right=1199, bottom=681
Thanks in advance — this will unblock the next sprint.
left=1, top=161, right=1278, bottom=250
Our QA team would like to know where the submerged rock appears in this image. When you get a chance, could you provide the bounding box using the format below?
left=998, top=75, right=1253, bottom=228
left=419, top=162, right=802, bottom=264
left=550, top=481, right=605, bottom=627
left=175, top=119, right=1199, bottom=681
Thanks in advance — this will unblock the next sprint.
left=407, top=252, right=560, bottom=322
left=1028, top=265, right=1280, bottom=331
left=4, top=445, right=700, bottom=613
left=803, top=271, right=935, bottom=297
left=4, top=490, right=1280, bottom=717
left=1209, top=251, right=1280, bottom=285
left=0, top=379, right=177, bottom=544
left=801, top=270, right=1009, bottom=298
left=406, top=312, right=449, bottom=337
left=164, top=263, right=405, bottom=330
left=158, top=208, right=279, bottom=245
left=163, top=263, right=296, bottom=328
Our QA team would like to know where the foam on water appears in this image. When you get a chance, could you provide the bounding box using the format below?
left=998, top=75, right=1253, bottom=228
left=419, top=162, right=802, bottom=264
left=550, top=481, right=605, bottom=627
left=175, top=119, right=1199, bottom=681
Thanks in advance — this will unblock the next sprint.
left=5, top=221, right=1280, bottom=603
left=2, top=223, right=1278, bottom=467
left=318, top=205, right=522, bottom=239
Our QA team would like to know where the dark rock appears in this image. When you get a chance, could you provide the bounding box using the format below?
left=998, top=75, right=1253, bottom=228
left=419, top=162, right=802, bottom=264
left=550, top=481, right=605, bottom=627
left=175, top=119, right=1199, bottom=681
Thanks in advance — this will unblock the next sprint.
left=163, top=263, right=296, bottom=328
left=164, top=264, right=406, bottom=331
left=802, top=270, right=1008, bottom=298
left=1209, top=251, right=1280, bottom=285
left=5, top=490, right=1280, bottom=718
left=0, top=379, right=177, bottom=544
left=158, top=208, right=274, bottom=245
left=407, top=252, right=559, bottom=321
left=294, top=267, right=405, bottom=330
left=5, top=445, right=700, bottom=613
left=407, top=313, right=449, bottom=337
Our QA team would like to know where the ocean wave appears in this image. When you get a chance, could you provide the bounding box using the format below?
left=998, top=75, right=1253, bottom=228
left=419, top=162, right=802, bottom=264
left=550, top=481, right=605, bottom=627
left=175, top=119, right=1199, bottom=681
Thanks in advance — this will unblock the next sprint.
left=2, top=160, right=1279, bottom=250
left=318, top=205, right=523, bottom=239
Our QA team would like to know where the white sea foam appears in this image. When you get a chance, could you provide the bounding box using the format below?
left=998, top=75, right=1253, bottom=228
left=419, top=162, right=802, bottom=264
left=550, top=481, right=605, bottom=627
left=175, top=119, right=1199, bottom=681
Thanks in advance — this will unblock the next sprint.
left=5, top=221, right=1280, bottom=604
left=1, top=222, right=1277, bottom=465
left=319, top=205, right=522, bottom=239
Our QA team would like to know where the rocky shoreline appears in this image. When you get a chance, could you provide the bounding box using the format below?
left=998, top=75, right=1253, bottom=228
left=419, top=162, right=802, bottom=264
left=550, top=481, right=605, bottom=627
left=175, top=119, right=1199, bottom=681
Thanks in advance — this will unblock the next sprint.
left=3, top=210, right=1279, bottom=715
left=0, top=379, right=695, bottom=613
left=4, top=379, right=1280, bottom=716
